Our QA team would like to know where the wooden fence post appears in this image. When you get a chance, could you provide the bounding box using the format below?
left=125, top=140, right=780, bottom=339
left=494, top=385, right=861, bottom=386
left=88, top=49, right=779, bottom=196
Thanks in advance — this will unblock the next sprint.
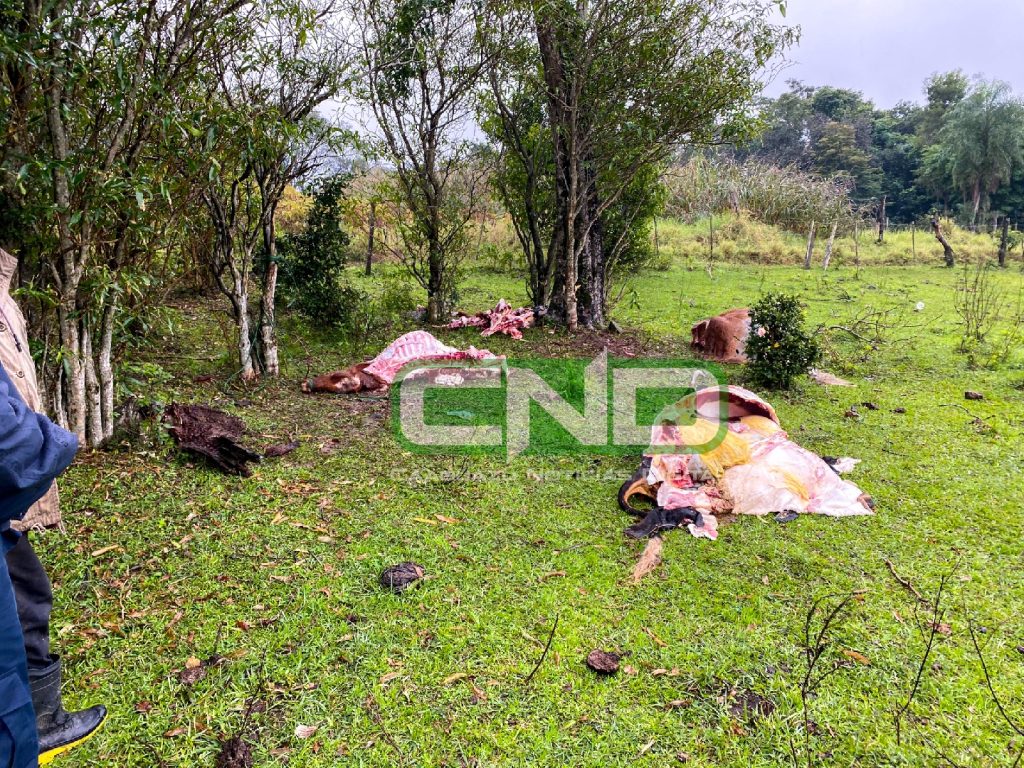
left=876, top=196, right=886, bottom=244
left=708, top=214, right=714, bottom=262
left=804, top=220, right=817, bottom=269
left=998, top=215, right=1009, bottom=267
left=822, top=221, right=838, bottom=270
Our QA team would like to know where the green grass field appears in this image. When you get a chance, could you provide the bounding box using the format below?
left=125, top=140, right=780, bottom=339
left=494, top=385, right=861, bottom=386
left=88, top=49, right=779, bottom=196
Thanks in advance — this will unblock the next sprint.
left=43, top=253, right=1024, bottom=766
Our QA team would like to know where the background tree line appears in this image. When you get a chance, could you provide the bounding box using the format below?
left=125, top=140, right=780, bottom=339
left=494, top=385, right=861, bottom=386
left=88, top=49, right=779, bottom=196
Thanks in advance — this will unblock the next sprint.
left=733, top=72, right=1024, bottom=230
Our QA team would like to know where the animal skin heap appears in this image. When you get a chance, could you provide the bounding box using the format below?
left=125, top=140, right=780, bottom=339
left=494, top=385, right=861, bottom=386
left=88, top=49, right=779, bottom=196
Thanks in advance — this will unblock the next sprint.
left=447, top=299, right=535, bottom=340
left=690, top=308, right=751, bottom=363
left=302, top=331, right=501, bottom=394
left=624, top=386, right=874, bottom=540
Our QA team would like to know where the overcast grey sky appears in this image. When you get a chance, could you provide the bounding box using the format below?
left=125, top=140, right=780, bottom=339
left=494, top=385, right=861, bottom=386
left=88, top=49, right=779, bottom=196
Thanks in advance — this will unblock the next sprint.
left=763, top=0, right=1024, bottom=107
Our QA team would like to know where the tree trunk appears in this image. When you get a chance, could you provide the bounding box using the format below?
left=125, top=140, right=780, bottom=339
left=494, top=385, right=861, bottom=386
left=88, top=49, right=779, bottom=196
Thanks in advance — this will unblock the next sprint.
left=970, top=183, right=981, bottom=231
left=426, top=228, right=444, bottom=324
left=366, top=201, right=376, bottom=276
left=575, top=159, right=604, bottom=328
left=230, top=263, right=255, bottom=380
left=561, top=139, right=581, bottom=331
left=258, top=261, right=279, bottom=376
left=81, top=321, right=103, bottom=444
left=998, top=216, right=1009, bottom=267
left=822, top=222, right=838, bottom=270
left=537, top=13, right=577, bottom=330
left=57, top=298, right=87, bottom=440
left=932, top=217, right=955, bottom=267
left=98, top=298, right=115, bottom=442
left=803, top=220, right=817, bottom=269
left=427, top=293, right=442, bottom=325
left=258, top=213, right=279, bottom=376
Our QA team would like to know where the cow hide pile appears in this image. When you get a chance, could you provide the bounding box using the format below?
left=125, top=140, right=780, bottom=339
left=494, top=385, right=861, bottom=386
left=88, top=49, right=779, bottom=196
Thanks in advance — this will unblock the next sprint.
left=164, top=403, right=262, bottom=476
left=447, top=299, right=534, bottom=340
left=690, top=308, right=751, bottom=364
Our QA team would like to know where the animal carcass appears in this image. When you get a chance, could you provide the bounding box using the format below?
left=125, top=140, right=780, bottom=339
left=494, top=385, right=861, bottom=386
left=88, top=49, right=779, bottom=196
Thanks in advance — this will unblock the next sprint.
left=690, top=308, right=750, bottom=364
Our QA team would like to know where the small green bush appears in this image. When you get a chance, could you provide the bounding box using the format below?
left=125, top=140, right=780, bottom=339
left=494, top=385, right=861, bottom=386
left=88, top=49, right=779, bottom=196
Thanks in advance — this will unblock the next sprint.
left=337, top=277, right=418, bottom=347
left=278, top=175, right=352, bottom=325
left=746, top=292, right=820, bottom=389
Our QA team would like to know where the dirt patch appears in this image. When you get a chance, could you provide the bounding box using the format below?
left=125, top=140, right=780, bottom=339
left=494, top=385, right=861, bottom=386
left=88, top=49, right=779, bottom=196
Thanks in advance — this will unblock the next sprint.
left=215, top=736, right=254, bottom=768
left=727, top=687, right=776, bottom=720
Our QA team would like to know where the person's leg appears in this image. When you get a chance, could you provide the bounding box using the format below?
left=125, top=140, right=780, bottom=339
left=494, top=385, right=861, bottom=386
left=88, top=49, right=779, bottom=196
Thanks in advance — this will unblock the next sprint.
left=0, top=537, right=40, bottom=768
left=5, top=532, right=107, bottom=764
left=5, top=532, right=52, bottom=667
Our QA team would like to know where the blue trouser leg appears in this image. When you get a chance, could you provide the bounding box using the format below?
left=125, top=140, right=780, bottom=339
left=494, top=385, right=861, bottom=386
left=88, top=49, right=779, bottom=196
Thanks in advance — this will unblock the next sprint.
left=6, top=532, right=53, bottom=669
left=0, top=532, right=39, bottom=768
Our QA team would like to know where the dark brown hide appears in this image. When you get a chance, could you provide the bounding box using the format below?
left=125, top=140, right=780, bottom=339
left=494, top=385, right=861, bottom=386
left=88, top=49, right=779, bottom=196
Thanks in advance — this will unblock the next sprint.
left=691, top=308, right=751, bottom=364
left=164, top=404, right=262, bottom=476
left=301, top=363, right=387, bottom=395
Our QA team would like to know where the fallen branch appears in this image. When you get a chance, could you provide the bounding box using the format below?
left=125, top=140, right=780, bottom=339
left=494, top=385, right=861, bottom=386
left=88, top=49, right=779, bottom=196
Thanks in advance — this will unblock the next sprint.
left=792, top=593, right=857, bottom=768
left=937, top=404, right=995, bottom=429
left=893, top=566, right=954, bottom=745
left=884, top=558, right=927, bottom=605
left=365, top=694, right=405, bottom=763
left=827, top=325, right=874, bottom=344
left=968, top=620, right=1024, bottom=745
left=524, top=614, right=559, bottom=686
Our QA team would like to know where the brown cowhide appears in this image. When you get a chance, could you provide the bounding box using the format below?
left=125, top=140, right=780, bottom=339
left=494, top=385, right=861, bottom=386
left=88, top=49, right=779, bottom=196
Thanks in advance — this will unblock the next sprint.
left=690, top=308, right=751, bottom=364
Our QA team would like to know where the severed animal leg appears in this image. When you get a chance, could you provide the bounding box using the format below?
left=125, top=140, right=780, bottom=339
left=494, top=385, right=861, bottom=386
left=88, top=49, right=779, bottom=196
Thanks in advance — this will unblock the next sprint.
left=617, top=457, right=656, bottom=517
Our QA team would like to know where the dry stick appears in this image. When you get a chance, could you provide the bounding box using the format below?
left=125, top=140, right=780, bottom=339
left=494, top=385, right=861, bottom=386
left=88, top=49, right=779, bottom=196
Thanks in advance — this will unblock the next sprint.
left=884, top=558, right=927, bottom=604
left=524, top=614, right=560, bottom=685
left=893, top=566, right=954, bottom=745
left=366, top=695, right=405, bottom=763
left=937, top=403, right=995, bottom=429
left=968, top=619, right=1024, bottom=744
left=707, top=214, right=715, bottom=276
left=828, top=324, right=874, bottom=344
left=795, top=593, right=856, bottom=768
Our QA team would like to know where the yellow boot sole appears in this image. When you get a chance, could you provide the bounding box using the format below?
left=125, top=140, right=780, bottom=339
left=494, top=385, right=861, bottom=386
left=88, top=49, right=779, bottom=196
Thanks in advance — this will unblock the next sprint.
left=37, top=712, right=107, bottom=765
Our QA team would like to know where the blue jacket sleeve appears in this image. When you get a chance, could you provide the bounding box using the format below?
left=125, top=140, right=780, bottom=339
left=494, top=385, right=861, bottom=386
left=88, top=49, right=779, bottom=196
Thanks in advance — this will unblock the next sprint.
left=0, top=361, right=78, bottom=525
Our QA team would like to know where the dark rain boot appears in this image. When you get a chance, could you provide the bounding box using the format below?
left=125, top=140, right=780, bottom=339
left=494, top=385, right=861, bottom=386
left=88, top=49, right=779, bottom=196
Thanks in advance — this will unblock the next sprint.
left=29, top=656, right=107, bottom=765
left=624, top=506, right=701, bottom=539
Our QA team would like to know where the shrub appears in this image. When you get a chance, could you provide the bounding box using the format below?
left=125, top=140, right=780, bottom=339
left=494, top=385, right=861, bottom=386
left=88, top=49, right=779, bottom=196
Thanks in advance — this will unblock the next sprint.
left=336, top=277, right=418, bottom=347
left=746, top=293, right=820, bottom=389
left=477, top=242, right=525, bottom=275
left=278, top=175, right=352, bottom=324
